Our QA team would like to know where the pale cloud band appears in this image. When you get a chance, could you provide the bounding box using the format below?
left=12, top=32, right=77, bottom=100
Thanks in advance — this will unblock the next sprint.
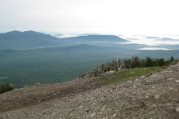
left=121, top=35, right=179, bottom=46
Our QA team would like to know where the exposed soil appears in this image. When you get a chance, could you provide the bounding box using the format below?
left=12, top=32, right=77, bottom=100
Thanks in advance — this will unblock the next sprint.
left=0, top=63, right=179, bottom=119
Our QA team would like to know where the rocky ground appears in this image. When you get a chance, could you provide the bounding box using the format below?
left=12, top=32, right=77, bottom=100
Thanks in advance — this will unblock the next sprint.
left=0, top=63, right=179, bottom=119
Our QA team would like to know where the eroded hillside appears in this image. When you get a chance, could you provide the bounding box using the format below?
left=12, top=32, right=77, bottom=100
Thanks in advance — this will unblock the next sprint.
left=0, top=63, right=179, bottom=119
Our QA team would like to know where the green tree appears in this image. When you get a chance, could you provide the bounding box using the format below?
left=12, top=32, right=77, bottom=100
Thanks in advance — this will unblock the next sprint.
left=158, top=58, right=165, bottom=66
left=145, top=57, right=153, bottom=67
left=170, top=56, right=174, bottom=62
left=131, top=56, right=140, bottom=68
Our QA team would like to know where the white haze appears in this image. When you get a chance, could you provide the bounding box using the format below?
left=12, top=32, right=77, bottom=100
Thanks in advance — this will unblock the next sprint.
left=0, top=0, right=179, bottom=35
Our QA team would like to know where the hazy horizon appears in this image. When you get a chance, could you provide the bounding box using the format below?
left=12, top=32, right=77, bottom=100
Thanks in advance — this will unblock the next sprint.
left=1, top=30, right=179, bottom=50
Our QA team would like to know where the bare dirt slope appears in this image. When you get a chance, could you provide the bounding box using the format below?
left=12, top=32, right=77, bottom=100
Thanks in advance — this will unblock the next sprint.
left=0, top=63, right=179, bottom=119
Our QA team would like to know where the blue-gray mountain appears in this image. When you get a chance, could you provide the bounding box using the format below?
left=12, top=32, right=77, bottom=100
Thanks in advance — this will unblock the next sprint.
left=0, top=31, right=60, bottom=49
left=0, top=30, right=146, bottom=50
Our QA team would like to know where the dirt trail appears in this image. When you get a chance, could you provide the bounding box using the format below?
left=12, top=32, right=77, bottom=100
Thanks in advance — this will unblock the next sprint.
left=0, top=63, right=179, bottom=119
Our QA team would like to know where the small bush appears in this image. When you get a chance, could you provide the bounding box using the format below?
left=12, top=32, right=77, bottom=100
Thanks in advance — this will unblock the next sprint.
left=0, top=83, right=14, bottom=94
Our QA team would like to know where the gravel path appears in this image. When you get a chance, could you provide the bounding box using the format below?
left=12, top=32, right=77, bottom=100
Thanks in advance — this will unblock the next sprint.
left=0, top=63, right=179, bottom=119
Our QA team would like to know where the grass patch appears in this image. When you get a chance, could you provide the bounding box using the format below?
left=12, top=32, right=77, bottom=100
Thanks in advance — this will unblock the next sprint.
left=102, top=67, right=163, bottom=85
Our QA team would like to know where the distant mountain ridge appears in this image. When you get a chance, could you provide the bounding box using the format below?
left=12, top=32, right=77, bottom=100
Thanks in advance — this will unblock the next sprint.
left=1, top=30, right=178, bottom=50
left=0, top=31, right=60, bottom=50
left=60, top=34, right=126, bottom=41
left=0, top=31, right=129, bottom=50
left=0, top=30, right=58, bottom=40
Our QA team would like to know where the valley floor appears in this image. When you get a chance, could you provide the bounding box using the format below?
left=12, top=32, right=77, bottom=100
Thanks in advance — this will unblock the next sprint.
left=0, top=63, right=179, bottom=119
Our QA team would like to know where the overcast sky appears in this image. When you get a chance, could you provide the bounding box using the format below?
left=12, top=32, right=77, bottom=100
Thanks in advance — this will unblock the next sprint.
left=0, top=0, right=179, bottom=35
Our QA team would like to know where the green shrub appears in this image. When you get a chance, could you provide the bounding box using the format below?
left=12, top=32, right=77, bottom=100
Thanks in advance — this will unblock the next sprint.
left=89, top=56, right=177, bottom=77
left=0, top=83, right=14, bottom=94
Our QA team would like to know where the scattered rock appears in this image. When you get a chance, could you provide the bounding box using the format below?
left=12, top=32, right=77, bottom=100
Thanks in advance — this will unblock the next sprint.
left=154, top=95, right=160, bottom=99
left=90, top=113, right=96, bottom=117
left=101, top=106, right=106, bottom=112
left=85, top=109, right=90, bottom=113
left=103, top=117, right=108, bottom=119
left=176, top=107, right=179, bottom=112
left=112, top=113, right=117, bottom=117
